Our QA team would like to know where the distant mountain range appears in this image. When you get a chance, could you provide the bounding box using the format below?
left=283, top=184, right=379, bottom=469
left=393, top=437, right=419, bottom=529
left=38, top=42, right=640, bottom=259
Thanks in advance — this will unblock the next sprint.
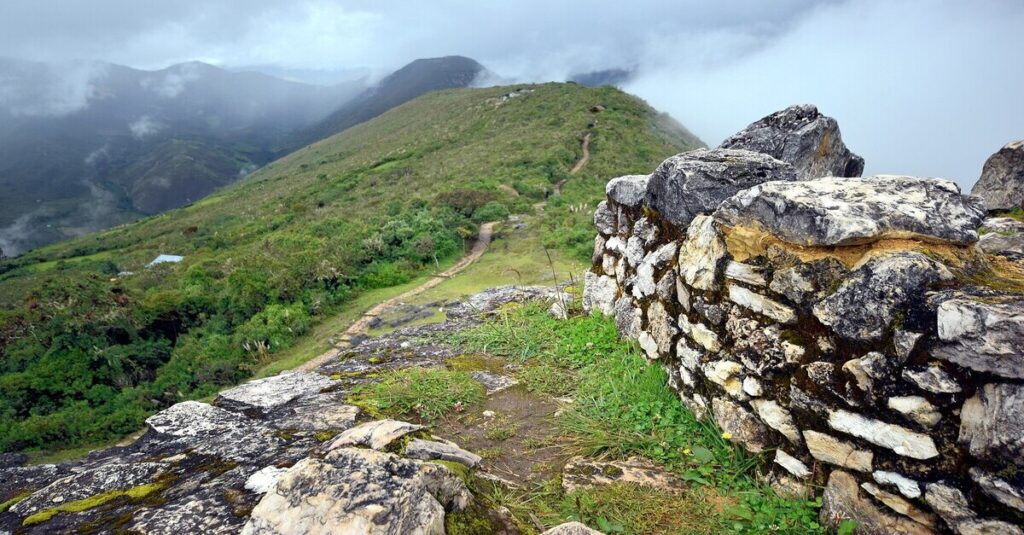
left=0, top=56, right=488, bottom=255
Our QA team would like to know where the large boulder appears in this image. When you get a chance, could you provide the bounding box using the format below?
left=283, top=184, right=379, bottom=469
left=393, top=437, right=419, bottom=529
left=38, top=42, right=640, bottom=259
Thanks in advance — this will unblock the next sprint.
left=605, top=174, right=649, bottom=208
left=714, top=176, right=986, bottom=246
left=719, top=104, right=864, bottom=179
left=971, top=140, right=1024, bottom=211
left=242, top=447, right=470, bottom=535
left=644, top=148, right=796, bottom=228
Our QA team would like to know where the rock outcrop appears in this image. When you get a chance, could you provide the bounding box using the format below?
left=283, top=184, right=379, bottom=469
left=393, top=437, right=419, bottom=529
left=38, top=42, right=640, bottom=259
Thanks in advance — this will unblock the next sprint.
left=719, top=104, right=864, bottom=179
left=972, top=140, right=1024, bottom=211
left=583, top=105, right=1024, bottom=533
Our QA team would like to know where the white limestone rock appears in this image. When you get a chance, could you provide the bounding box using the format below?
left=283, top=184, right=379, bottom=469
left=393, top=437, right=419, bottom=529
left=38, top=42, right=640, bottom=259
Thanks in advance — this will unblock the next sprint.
left=803, top=430, right=873, bottom=472
left=959, top=383, right=1024, bottom=465
left=902, top=366, right=962, bottom=394
left=827, top=409, right=938, bottom=460
left=774, top=450, right=811, bottom=479
left=215, top=372, right=337, bottom=416
left=888, top=396, right=942, bottom=428
left=242, top=448, right=470, bottom=535
left=751, top=399, right=802, bottom=445
left=703, top=360, right=745, bottom=398
left=632, top=242, right=678, bottom=299
left=245, top=466, right=289, bottom=494
left=970, top=467, right=1024, bottom=513
left=404, top=438, right=482, bottom=468
left=712, top=398, right=768, bottom=453
left=593, top=200, right=617, bottom=235
left=970, top=140, right=1024, bottom=211
left=727, top=285, right=796, bottom=324
left=605, top=174, right=649, bottom=208
left=714, top=175, right=986, bottom=246
left=860, top=482, right=938, bottom=528
left=934, top=296, right=1024, bottom=379
left=582, top=271, right=618, bottom=316
left=678, top=314, right=720, bottom=353
left=677, top=215, right=727, bottom=291
left=325, top=419, right=425, bottom=452
left=725, top=261, right=767, bottom=286
left=873, top=470, right=922, bottom=499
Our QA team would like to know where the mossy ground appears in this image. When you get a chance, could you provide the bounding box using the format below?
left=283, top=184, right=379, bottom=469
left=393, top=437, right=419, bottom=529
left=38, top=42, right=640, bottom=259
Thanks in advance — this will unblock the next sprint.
left=21, top=482, right=165, bottom=527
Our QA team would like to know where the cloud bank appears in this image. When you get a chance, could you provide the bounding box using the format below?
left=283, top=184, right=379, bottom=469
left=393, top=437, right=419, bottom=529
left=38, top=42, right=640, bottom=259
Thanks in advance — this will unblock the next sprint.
left=1, top=0, right=1022, bottom=188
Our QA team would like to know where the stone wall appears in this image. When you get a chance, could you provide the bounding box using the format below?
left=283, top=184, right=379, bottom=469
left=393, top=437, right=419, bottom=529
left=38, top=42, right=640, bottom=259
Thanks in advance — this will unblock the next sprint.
left=583, top=107, right=1024, bottom=534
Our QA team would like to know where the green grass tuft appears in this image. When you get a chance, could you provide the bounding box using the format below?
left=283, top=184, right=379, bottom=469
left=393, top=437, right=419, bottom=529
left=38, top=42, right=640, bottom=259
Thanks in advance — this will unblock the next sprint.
left=348, top=367, right=485, bottom=422
left=21, top=482, right=164, bottom=526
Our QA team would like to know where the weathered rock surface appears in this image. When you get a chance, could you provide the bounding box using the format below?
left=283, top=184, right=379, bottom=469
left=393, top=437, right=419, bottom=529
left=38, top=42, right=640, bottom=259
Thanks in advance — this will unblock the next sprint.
left=561, top=456, right=686, bottom=493
left=971, top=140, right=1024, bottom=211
left=715, top=176, right=986, bottom=246
left=821, top=471, right=933, bottom=535
left=959, top=383, right=1024, bottom=465
left=719, top=104, right=864, bottom=179
left=813, top=252, right=952, bottom=341
left=582, top=272, right=618, bottom=316
left=405, top=438, right=482, bottom=468
left=828, top=409, right=938, bottom=460
left=541, top=522, right=606, bottom=535
left=768, top=258, right=847, bottom=306
left=605, top=174, right=649, bottom=208
left=326, top=419, right=425, bottom=452
left=712, top=397, right=768, bottom=452
left=215, top=372, right=336, bottom=416
left=447, top=285, right=566, bottom=318
left=594, top=200, right=617, bottom=235
left=803, top=430, right=873, bottom=472
left=934, top=296, right=1024, bottom=379
left=677, top=215, right=727, bottom=291
left=925, top=483, right=1024, bottom=535
left=242, top=447, right=470, bottom=535
left=977, top=217, right=1024, bottom=259
left=644, top=148, right=796, bottom=228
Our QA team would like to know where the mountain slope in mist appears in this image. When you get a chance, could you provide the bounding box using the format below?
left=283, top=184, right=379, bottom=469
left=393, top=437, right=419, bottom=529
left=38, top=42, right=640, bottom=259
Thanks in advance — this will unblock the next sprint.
left=0, top=58, right=367, bottom=256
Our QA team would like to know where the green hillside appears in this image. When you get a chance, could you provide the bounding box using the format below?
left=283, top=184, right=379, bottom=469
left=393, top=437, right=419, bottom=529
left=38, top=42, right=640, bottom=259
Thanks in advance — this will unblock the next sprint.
left=0, top=83, right=703, bottom=453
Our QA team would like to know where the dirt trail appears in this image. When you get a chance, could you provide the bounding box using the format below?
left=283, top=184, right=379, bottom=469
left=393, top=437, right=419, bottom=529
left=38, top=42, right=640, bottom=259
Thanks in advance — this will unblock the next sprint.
left=568, top=132, right=591, bottom=176
left=297, top=222, right=496, bottom=371
left=538, top=132, right=592, bottom=209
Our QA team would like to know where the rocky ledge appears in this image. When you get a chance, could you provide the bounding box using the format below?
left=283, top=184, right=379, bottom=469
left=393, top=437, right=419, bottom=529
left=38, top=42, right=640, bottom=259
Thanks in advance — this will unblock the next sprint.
left=585, top=105, right=1024, bottom=534
left=0, top=286, right=582, bottom=534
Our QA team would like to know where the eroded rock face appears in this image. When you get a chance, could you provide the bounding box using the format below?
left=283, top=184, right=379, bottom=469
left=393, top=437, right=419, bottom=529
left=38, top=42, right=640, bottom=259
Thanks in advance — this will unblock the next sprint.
left=971, top=140, right=1024, bottom=211
left=582, top=272, right=618, bottom=316
left=719, top=104, right=864, bottom=180
left=977, top=217, right=1024, bottom=259
left=325, top=419, right=425, bottom=452
left=959, top=383, right=1024, bottom=465
left=715, top=176, right=986, bottom=246
left=821, top=471, right=933, bottom=535
left=934, top=296, right=1024, bottom=379
left=605, top=174, right=649, bottom=208
left=242, top=448, right=470, bottom=535
left=645, top=148, right=796, bottom=228
left=215, top=372, right=336, bottom=417
left=813, top=252, right=952, bottom=341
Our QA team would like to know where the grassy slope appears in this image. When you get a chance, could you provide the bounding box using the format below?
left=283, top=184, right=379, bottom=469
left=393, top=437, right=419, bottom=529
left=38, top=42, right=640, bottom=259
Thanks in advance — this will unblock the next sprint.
left=0, top=82, right=703, bottom=453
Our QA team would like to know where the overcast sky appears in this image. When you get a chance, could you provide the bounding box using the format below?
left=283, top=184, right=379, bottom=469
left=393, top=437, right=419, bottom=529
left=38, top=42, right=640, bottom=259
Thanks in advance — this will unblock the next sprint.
left=2, top=0, right=1022, bottom=188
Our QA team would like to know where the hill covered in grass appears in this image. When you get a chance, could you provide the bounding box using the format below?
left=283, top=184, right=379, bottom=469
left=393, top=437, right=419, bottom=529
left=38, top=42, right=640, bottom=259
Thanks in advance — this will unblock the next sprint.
left=0, top=82, right=703, bottom=453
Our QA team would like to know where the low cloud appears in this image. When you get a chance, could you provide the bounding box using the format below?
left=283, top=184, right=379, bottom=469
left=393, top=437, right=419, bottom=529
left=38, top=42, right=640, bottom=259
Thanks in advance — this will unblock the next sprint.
left=140, top=62, right=201, bottom=97
left=0, top=60, right=107, bottom=117
left=129, top=115, right=164, bottom=139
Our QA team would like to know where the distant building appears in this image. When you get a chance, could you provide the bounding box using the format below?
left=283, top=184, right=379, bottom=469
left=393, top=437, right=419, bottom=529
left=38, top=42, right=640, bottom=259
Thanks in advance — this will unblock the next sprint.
left=147, top=254, right=184, bottom=267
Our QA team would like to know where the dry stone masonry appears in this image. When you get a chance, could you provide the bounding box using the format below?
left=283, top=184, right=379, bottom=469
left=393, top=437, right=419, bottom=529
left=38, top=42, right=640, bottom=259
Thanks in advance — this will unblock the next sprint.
left=584, top=105, right=1024, bottom=534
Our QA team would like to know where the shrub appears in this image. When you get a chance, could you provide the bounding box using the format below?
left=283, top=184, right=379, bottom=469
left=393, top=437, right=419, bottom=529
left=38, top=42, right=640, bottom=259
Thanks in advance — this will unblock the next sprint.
left=471, top=201, right=510, bottom=223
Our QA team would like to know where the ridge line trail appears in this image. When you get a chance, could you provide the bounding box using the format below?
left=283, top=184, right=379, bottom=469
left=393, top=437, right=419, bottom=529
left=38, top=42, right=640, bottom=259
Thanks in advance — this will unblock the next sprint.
left=297, top=130, right=591, bottom=372
left=297, top=222, right=495, bottom=371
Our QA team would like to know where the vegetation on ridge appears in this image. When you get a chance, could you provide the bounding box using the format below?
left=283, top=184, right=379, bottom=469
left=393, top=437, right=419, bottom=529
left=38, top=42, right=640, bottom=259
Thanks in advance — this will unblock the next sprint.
left=0, top=82, right=701, bottom=453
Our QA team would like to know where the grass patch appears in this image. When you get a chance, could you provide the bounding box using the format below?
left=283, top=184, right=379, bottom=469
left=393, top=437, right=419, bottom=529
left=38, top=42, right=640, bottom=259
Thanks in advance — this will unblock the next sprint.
left=21, top=482, right=164, bottom=526
left=348, top=367, right=486, bottom=421
left=451, top=304, right=825, bottom=534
